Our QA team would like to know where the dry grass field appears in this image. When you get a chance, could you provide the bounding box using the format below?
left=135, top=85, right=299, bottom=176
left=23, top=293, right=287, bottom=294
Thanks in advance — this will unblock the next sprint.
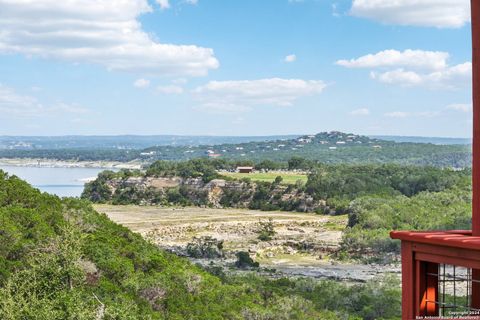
left=94, top=204, right=343, bottom=246
left=95, top=205, right=399, bottom=281
left=220, top=171, right=308, bottom=185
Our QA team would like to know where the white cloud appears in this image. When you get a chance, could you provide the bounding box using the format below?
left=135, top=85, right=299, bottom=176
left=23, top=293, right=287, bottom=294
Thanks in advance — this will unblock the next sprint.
left=349, top=108, right=370, bottom=116
left=133, top=78, right=150, bottom=88
left=0, top=84, right=89, bottom=118
left=336, top=49, right=449, bottom=71
left=194, top=78, right=326, bottom=113
left=285, top=54, right=297, bottom=63
left=157, top=85, right=184, bottom=94
left=185, top=0, right=198, bottom=4
left=156, top=0, right=170, bottom=10
left=446, top=103, right=472, bottom=112
left=370, top=69, right=423, bottom=85
left=338, top=49, right=471, bottom=89
left=350, top=0, right=471, bottom=28
left=370, top=62, right=471, bottom=88
left=0, top=0, right=219, bottom=77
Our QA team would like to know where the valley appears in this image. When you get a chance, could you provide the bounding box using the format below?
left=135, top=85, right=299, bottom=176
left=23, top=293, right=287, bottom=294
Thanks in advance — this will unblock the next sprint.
left=95, top=204, right=400, bottom=282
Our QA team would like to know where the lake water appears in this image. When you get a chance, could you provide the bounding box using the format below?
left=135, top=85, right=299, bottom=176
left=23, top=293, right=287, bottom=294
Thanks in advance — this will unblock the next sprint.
left=0, top=165, right=108, bottom=197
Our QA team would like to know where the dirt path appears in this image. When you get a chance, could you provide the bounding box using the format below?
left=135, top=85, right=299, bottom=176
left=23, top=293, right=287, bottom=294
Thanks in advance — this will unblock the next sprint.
left=95, top=205, right=399, bottom=282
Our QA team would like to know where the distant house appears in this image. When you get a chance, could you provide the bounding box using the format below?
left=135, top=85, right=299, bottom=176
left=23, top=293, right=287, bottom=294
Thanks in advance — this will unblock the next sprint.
left=297, top=138, right=312, bottom=144
left=140, top=151, right=156, bottom=156
left=237, top=166, right=254, bottom=174
left=208, top=153, right=222, bottom=158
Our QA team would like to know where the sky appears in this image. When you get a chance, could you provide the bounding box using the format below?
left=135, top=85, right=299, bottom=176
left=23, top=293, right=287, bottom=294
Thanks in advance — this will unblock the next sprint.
left=0, top=0, right=473, bottom=137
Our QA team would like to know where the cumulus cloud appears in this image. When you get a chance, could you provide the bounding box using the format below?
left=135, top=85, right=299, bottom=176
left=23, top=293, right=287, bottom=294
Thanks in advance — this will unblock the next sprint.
left=370, top=69, right=422, bottom=85
left=338, top=49, right=471, bottom=88
left=336, top=49, right=449, bottom=71
left=0, top=0, right=219, bottom=77
left=350, top=0, right=471, bottom=28
left=0, top=84, right=89, bottom=118
left=133, top=78, right=150, bottom=88
left=285, top=54, right=297, bottom=63
left=156, top=85, right=184, bottom=94
left=193, top=78, right=326, bottom=113
left=349, top=108, right=370, bottom=116
left=370, top=62, right=471, bottom=88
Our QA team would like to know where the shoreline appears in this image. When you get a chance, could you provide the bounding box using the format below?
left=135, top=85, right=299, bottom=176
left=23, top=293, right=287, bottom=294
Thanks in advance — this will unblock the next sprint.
left=0, top=158, right=144, bottom=170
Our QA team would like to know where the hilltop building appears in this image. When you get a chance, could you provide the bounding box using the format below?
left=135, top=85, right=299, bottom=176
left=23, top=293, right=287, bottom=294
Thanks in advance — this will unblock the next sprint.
left=236, top=166, right=254, bottom=174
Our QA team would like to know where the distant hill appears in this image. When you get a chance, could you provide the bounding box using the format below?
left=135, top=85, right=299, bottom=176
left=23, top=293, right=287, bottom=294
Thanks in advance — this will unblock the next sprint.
left=1, top=133, right=470, bottom=150
left=0, top=134, right=299, bottom=150
left=371, top=135, right=471, bottom=145
left=0, top=131, right=472, bottom=168
left=139, top=131, right=471, bottom=168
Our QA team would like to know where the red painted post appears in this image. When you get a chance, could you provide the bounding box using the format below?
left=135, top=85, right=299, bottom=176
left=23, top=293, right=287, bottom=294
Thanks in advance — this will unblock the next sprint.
left=401, top=242, right=415, bottom=320
left=417, top=262, right=439, bottom=316
left=473, top=0, right=480, bottom=236
left=472, top=0, right=480, bottom=309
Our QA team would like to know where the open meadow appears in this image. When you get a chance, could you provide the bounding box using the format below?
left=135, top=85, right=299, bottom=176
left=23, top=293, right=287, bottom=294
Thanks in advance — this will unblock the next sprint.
left=220, top=171, right=308, bottom=184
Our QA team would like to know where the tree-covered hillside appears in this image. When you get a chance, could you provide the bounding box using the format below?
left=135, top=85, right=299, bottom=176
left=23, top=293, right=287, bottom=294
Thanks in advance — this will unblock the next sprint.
left=0, top=170, right=402, bottom=319
left=82, top=158, right=470, bottom=214
left=0, top=131, right=472, bottom=168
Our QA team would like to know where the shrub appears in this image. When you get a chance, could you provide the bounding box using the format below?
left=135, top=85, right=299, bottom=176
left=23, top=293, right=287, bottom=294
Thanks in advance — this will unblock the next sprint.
left=235, top=252, right=259, bottom=269
left=257, top=218, right=276, bottom=241
left=186, top=237, right=224, bottom=258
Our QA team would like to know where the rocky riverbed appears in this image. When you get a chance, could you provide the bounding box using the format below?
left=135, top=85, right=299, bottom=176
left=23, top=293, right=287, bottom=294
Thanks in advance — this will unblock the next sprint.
left=95, top=204, right=401, bottom=282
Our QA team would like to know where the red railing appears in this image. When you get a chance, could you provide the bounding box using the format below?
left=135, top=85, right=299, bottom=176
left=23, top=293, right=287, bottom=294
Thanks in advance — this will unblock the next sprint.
left=391, top=231, right=480, bottom=319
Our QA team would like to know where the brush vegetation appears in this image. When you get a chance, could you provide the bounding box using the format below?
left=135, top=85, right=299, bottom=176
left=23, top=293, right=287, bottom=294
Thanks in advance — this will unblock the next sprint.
left=0, top=170, right=403, bottom=319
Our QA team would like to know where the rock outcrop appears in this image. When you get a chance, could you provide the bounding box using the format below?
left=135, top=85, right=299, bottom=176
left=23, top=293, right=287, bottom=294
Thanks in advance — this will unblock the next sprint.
left=87, top=175, right=327, bottom=213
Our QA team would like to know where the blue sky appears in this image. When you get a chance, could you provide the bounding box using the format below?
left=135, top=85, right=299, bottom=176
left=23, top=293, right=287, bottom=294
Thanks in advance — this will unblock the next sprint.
left=0, top=0, right=473, bottom=137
